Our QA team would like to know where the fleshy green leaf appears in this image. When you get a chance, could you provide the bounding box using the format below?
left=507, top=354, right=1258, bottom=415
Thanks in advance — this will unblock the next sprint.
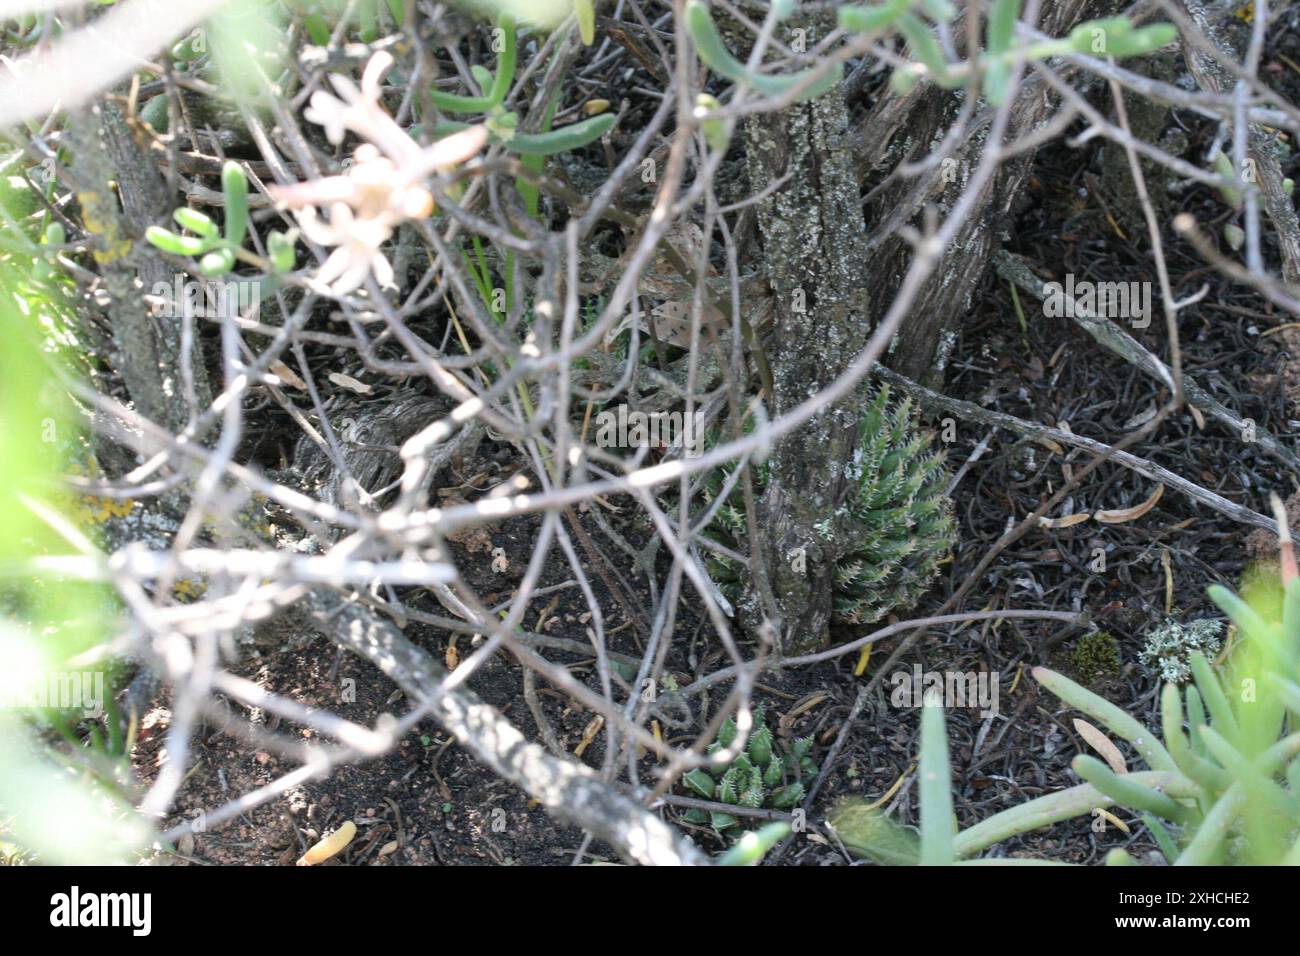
left=221, top=161, right=248, bottom=247
left=919, top=695, right=955, bottom=865
left=683, top=769, right=717, bottom=800
left=717, top=822, right=791, bottom=865
left=145, top=226, right=209, bottom=257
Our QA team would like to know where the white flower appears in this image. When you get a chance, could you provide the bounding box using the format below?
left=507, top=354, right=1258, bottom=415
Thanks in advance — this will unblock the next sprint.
left=297, top=203, right=394, bottom=296
left=304, top=51, right=421, bottom=164
left=273, top=52, right=488, bottom=297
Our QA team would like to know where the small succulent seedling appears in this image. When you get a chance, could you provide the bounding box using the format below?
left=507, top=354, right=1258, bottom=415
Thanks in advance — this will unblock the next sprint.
left=680, top=707, right=814, bottom=834
left=146, top=161, right=295, bottom=277
left=704, top=386, right=955, bottom=627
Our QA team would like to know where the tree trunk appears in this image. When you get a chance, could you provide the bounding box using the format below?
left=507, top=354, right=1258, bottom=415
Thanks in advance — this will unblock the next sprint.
left=737, top=2, right=1111, bottom=652
left=70, top=98, right=211, bottom=438
left=743, top=84, right=873, bottom=655
left=854, top=0, right=1112, bottom=384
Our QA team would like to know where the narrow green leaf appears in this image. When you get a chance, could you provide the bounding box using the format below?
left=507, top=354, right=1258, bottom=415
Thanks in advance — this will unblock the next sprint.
left=717, top=822, right=791, bottom=866
left=1033, top=667, right=1176, bottom=771
left=304, top=13, right=332, bottom=46
left=1208, top=583, right=1272, bottom=643
left=1141, top=813, right=1180, bottom=862
left=1188, top=651, right=1239, bottom=744
left=1161, top=682, right=1229, bottom=791
left=838, top=0, right=912, bottom=33
left=1198, top=725, right=1299, bottom=819
left=685, top=0, right=841, bottom=101
left=574, top=0, right=595, bottom=46
left=986, top=0, right=1019, bottom=54
left=172, top=207, right=219, bottom=239
left=1185, top=685, right=1208, bottom=757
left=919, top=696, right=954, bottom=865
left=1071, top=755, right=1195, bottom=823
left=982, top=0, right=1019, bottom=104
left=430, top=14, right=516, bottom=114
left=145, top=226, right=208, bottom=257
left=1108, top=23, right=1177, bottom=57
left=503, top=113, right=614, bottom=155
left=1174, top=786, right=1241, bottom=865
left=898, top=13, right=951, bottom=84
left=954, top=771, right=1198, bottom=857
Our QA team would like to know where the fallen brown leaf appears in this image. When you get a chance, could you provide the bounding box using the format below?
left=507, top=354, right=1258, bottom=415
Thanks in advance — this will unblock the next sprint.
left=1094, top=484, right=1164, bottom=524
left=1073, top=718, right=1127, bottom=774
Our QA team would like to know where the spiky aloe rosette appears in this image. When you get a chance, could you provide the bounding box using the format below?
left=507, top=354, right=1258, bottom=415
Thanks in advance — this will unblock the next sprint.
left=703, top=386, right=955, bottom=626
left=680, top=707, right=814, bottom=833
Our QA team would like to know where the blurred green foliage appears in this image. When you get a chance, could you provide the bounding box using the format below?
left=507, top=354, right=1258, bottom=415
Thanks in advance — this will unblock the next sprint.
left=0, top=156, right=145, bottom=865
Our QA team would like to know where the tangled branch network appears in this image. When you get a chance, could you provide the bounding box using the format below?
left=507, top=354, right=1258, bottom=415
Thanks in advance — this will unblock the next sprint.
left=4, top=0, right=1298, bottom=866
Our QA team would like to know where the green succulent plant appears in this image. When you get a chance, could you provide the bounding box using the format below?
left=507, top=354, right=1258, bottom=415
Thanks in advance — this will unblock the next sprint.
left=838, top=1, right=1177, bottom=104
left=145, top=161, right=296, bottom=278
left=680, top=707, right=815, bottom=834
left=829, top=568, right=1300, bottom=866
left=703, top=385, right=955, bottom=627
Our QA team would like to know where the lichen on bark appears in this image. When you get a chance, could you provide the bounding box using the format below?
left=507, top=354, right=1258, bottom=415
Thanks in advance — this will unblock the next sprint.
left=741, top=84, right=873, bottom=654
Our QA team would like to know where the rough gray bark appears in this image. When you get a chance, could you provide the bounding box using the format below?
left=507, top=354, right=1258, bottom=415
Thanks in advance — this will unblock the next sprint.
left=853, top=0, right=1111, bottom=385
left=743, top=86, right=873, bottom=655
left=729, top=3, right=1115, bottom=652
left=1098, top=50, right=1180, bottom=236
left=1181, top=0, right=1300, bottom=285
left=70, top=98, right=210, bottom=436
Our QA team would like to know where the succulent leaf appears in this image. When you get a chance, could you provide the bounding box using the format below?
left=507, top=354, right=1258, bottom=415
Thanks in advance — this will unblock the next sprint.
left=703, top=386, right=954, bottom=627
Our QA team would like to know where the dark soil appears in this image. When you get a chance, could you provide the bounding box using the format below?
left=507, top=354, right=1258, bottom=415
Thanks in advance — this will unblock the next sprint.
left=133, top=12, right=1300, bottom=868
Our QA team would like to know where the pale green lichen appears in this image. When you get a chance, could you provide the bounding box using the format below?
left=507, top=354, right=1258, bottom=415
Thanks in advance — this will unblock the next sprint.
left=1139, top=618, right=1224, bottom=683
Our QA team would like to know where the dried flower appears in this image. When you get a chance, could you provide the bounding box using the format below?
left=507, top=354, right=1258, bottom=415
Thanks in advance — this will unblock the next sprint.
left=270, top=52, right=486, bottom=295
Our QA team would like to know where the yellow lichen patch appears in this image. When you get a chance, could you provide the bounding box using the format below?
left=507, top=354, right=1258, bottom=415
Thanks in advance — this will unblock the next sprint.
left=77, top=189, right=133, bottom=265
left=69, top=493, right=136, bottom=526
left=172, top=577, right=207, bottom=601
